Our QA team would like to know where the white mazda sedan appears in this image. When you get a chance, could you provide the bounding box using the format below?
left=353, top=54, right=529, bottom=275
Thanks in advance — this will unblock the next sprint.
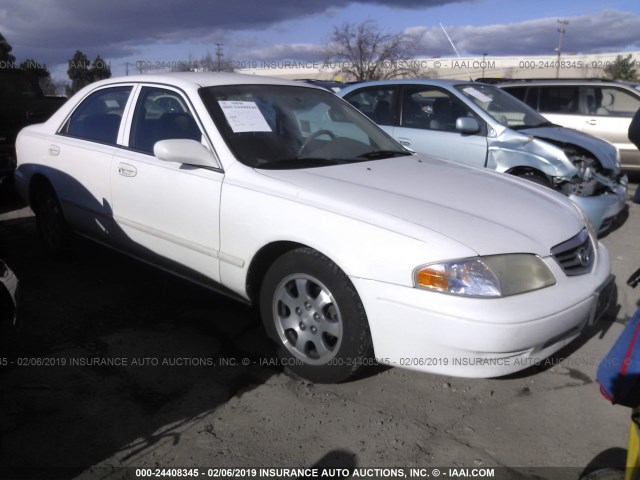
left=15, top=73, right=614, bottom=383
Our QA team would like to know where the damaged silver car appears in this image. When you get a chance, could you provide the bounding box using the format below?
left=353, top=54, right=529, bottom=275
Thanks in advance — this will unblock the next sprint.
left=339, top=80, right=627, bottom=233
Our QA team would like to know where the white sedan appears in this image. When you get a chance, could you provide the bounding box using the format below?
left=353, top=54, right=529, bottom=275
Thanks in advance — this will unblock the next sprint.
left=15, top=73, right=614, bottom=383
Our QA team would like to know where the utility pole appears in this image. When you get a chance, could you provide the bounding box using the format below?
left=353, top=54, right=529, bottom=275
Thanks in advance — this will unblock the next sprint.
left=215, top=43, right=223, bottom=72
left=555, top=19, right=568, bottom=79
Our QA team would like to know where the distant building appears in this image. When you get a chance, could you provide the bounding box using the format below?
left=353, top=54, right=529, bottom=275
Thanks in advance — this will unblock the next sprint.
left=237, top=51, right=640, bottom=82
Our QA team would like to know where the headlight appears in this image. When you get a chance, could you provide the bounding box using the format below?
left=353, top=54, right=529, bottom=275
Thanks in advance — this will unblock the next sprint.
left=414, top=254, right=556, bottom=297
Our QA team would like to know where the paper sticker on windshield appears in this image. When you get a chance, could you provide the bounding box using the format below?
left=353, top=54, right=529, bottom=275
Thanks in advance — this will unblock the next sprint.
left=218, top=101, right=272, bottom=133
left=463, top=87, right=493, bottom=103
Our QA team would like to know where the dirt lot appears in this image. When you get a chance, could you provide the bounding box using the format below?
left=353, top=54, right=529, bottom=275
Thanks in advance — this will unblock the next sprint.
left=1, top=185, right=639, bottom=480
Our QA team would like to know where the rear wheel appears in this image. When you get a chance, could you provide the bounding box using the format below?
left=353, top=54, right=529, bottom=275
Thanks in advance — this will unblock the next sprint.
left=32, top=184, right=72, bottom=255
left=260, top=248, right=373, bottom=383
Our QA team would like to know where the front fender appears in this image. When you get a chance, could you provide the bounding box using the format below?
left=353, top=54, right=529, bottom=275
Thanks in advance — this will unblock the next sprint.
left=487, top=141, right=577, bottom=178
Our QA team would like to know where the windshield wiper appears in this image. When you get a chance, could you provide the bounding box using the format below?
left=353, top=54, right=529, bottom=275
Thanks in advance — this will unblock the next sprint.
left=256, top=150, right=409, bottom=169
left=256, top=157, right=346, bottom=169
left=357, top=150, right=410, bottom=159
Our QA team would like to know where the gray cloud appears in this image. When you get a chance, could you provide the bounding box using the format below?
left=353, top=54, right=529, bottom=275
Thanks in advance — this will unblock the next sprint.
left=406, top=9, right=640, bottom=57
left=0, top=0, right=471, bottom=65
left=3, top=1, right=637, bottom=73
left=230, top=8, right=640, bottom=64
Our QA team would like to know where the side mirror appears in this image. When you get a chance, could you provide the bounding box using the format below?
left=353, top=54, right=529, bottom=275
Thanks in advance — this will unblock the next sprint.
left=456, top=117, right=480, bottom=134
left=154, top=139, right=218, bottom=168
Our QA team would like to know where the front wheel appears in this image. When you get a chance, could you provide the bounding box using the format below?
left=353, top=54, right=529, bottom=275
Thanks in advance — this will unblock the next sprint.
left=260, top=248, right=373, bottom=383
left=513, top=170, right=551, bottom=187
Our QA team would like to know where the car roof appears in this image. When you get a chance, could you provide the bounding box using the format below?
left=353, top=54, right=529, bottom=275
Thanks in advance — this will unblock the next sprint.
left=84, top=72, right=323, bottom=92
left=337, top=78, right=477, bottom=95
left=486, top=78, right=640, bottom=88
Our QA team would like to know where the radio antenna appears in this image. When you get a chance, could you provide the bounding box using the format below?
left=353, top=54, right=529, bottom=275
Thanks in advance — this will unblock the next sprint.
left=439, top=23, right=472, bottom=80
left=439, top=23, right=461, bottom=58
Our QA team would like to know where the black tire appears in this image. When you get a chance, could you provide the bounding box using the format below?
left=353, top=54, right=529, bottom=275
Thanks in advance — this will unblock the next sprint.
left=514, top=170, right=551, bottom=187
left=32, top=183, right=72, bottom=255
left=259, top=247, right=373, bottom=383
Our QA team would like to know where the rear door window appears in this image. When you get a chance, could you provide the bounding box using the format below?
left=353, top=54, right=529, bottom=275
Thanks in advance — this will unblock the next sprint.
left=61, top=86, right=132, bottom=144
left=342, top=86, right=398, bottom=125
left=585, top=86, right=640, bottom=117
left=503, top=86, right=527, bottom=102
left=538, top=86, right=579, bottom=114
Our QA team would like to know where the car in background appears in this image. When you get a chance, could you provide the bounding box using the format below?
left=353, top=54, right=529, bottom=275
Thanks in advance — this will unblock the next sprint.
left=295, top=79, right=348, bottom=92
left=339, top=79, right=627, bottom=233
left=489, top=78, right=640, bottom=171
left=0, top=69, right=66, bottom=187
left=15, top=72, right=614, bottom=382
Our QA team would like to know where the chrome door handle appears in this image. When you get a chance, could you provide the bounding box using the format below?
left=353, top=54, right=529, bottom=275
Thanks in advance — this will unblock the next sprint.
left=118, top=163, right=137, bottom=177
left=586, top=119, right=597, bottom=126
left=398, top=138, right=412, bottom=146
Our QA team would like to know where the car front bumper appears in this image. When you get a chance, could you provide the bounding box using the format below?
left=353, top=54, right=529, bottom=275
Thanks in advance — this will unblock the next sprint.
left=353, top=244, right=612, bottom=378
left=569, top=177, right=627, bottom=234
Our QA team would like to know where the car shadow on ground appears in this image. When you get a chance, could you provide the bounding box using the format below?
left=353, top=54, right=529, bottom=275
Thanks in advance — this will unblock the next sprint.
left=304, top=449, right=357, bottom=477
left=0, top=211, right=284, bottom=476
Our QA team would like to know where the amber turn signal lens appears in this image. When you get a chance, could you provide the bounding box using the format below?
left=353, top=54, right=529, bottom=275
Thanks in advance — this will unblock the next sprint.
left=416, top=268, right=448, bottom=291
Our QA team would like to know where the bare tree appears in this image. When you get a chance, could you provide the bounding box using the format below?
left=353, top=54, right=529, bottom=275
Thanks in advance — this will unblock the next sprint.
left=324, top=21, right=418, bottom=81
left=171, top=51, right=236, bottom=73
left=199, top=51, right=236, bottom=72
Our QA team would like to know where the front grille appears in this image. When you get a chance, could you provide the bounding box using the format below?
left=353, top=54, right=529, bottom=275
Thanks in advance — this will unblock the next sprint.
left=551, top=229, right=594, bottom=276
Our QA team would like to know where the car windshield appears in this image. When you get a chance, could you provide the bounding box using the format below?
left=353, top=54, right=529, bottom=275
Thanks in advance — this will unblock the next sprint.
left=456, top=83, right=550, bottom=129
left=200, top=84, right=409, bottom=169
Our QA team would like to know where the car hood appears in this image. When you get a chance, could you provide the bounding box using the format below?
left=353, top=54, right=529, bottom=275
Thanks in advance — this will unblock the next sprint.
left=257, top=155, right=584, bottom=257
left=519, top=126, right=619, bottom=170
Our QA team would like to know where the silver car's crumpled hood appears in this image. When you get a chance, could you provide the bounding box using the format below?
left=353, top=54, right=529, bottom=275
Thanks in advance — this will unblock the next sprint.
left=258, top=155, right=583, bottom=257
left=519, top=126, right=619, bottom=171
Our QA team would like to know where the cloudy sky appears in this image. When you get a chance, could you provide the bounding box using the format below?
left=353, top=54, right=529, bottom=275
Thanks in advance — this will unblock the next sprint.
left=1, top=0, right=639, bottom=80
